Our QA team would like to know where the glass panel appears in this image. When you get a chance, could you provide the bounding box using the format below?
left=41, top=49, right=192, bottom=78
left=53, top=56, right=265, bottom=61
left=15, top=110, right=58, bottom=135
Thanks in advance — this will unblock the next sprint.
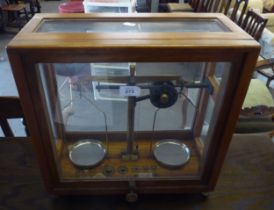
left=198, top=62, right=231, bottom=174
left=84, top=5, right=129, bottom=13
left=36, top=61, right=231, bottom=181
left=214, top=62, right=230, bottom=84
left=37, top=19, right=230, bottom=33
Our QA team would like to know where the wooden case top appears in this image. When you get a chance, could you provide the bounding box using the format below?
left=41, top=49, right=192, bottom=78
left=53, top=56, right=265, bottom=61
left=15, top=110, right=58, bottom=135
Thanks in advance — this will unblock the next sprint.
left=7, top=13, right=260, bottom=52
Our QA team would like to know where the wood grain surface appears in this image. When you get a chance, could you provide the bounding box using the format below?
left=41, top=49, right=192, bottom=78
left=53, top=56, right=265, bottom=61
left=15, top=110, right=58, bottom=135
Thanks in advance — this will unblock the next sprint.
left=58, top=139, right=200, bottom=179
left=1, top=134, right=274, bottom=210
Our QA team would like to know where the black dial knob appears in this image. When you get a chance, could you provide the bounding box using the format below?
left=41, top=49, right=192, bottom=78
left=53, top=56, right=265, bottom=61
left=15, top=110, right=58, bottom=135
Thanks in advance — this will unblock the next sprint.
left=150, top=81, right=178, bottom=108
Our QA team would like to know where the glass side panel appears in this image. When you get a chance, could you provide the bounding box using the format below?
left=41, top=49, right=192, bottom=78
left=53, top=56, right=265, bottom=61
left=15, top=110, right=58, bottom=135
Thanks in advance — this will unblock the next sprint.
left=36, top=61, right=231, bottom=181
left=37, top=19, right=230, bottom=33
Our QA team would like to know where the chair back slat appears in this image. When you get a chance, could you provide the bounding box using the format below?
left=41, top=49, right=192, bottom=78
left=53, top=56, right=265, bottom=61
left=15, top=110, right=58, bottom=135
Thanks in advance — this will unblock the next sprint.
left=192, top=0, right=202, bottom=11
left=197, top=0, right=221, bottom=12
left=211, top=0, right=222, bottom=12
left=240, top=9, right=268, bottom=41
left=217, top=0, right=248, bottom=24
left=199, top=0, right=214, bottom=12
left=0, top=118, right=14, bottom=137
left=205, top=0, right=214, bottom=11
left=229, top=0, right=249, bottom=25
left=222, top=0, right=233, bottom=14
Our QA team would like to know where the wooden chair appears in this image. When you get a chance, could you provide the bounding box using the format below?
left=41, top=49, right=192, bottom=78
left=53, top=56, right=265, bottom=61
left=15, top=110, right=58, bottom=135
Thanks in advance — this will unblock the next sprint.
left=26, top=0, right=41, bottom=17
left=200, top=0, right=220, bottom=12
left=239, top=9, right=268, bottom=41
left=0, top=96, right=29, bottom=137
left=255, top=58, right=274, bottom=88
left=220, top=0, right=248, bottom=25
left=235, top=60, right=274, bottom=133
left=0, top=0, right=29, bottom=29
left=239, top=10, right=270, bottom=87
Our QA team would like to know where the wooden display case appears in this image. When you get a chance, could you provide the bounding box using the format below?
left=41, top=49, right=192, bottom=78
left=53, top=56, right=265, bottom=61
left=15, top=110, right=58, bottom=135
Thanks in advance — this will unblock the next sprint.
left=7, top=13, right=260, bottom=200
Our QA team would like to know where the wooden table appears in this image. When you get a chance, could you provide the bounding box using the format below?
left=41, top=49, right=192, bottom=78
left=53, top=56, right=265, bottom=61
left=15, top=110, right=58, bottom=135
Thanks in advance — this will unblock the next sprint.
left=1, top=134, right=274, bottom=209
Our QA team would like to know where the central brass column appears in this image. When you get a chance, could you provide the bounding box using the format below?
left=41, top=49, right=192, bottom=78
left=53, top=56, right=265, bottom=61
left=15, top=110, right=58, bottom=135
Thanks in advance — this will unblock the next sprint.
left=122, top=64, right=138, bottom=161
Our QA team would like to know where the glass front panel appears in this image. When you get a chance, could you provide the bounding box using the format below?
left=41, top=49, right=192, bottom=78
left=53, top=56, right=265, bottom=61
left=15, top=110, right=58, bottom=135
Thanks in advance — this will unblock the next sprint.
left=37, top=61, right=231, bottom=181
left=37, top=19, right=230, bottom=33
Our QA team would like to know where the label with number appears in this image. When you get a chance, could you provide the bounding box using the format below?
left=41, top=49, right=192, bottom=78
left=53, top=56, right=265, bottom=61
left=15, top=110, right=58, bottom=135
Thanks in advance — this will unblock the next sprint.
left=119, top=86, right=141, bottom=97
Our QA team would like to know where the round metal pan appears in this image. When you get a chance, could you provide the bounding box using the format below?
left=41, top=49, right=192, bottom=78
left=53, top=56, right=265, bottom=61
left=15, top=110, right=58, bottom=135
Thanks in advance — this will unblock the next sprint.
left=153, top=140, right=190, bottom=168
left=69, top=139, right=106, bottom=168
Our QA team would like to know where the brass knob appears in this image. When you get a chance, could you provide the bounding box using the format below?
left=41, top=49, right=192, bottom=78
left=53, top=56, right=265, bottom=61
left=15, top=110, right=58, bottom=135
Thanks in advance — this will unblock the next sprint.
left=160, top=93, right=169, bottom=104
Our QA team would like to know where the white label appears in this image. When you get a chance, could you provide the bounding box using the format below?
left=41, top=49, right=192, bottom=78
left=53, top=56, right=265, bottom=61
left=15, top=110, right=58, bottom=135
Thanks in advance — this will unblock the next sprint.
left=119, top=86, right=141, bottom=97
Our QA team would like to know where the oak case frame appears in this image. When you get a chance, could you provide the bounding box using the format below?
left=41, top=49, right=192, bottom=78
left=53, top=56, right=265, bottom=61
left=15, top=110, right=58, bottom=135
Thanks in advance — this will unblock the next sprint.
left=7, top=13, right=260, bottom=195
